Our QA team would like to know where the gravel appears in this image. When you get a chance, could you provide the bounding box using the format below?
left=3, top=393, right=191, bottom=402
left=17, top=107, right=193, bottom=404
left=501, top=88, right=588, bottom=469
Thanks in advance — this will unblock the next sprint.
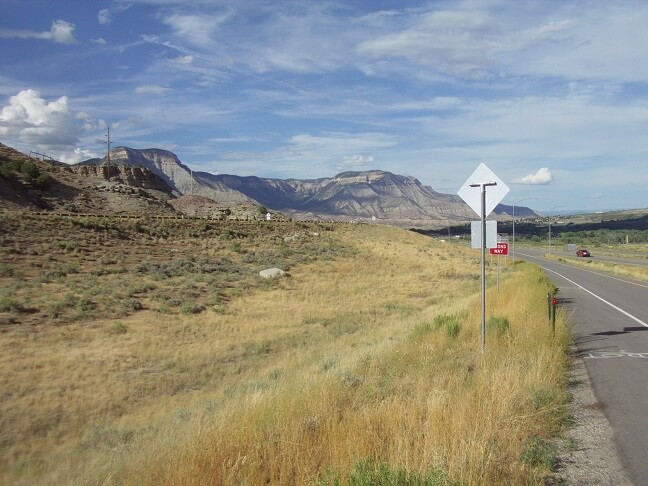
left=554, top=351, right=632, bottom=485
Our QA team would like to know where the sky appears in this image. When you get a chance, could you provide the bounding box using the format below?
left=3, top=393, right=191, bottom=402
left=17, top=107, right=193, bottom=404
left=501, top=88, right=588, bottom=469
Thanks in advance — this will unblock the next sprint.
left=1, top=0, right=647, bottom=212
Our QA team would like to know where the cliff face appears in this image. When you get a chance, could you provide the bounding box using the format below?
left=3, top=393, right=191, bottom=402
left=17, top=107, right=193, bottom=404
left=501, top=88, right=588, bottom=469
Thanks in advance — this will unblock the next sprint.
left=71, top=165, right=173, bottom=193
left=80, top=147, right=252, bottom=204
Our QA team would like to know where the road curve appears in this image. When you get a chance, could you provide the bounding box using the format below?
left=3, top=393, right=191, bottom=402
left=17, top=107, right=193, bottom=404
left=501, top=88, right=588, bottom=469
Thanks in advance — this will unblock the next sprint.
left=518, top=250, right=648, bottom=484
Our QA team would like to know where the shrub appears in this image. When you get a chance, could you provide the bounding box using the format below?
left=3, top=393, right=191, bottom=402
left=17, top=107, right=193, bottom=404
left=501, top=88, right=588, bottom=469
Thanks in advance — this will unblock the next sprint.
left=108, top=323, right=128, bottom=335
left=520, top=435, right=558, bottom=471
left=487, top=315, right=510, bottom=335
left=318, top=458, right=452, bottom=485
left=20, top=161, right=39, bottom=181
left=121, top=298, right=143, bottom=311
left=0, top=263, right=16, bottom=277
left=75, top=297, right=96, bottom=312
left=411, top=321, right=434, bottom=340
left=180, top=303, right=205, bottom=315
left=445, top=319, right=460, bottom=339
left=0, top=296, right=23, bottom=313
left=34, top=172, right=52, bottom=190
left=0, top=163, right=14, bottom=179
left=432, top=314, right=461, bottom=338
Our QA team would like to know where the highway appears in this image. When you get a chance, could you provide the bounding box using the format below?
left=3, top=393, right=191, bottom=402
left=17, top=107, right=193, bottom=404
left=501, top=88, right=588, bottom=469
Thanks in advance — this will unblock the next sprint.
left=518, top=249, right=648, bottom=484
left=543, top=248, right=648, bottom=268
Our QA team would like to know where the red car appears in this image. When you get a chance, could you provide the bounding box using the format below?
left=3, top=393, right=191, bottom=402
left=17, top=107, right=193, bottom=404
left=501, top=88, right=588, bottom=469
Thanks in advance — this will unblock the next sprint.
left=576, top=249, right=591, bottom=257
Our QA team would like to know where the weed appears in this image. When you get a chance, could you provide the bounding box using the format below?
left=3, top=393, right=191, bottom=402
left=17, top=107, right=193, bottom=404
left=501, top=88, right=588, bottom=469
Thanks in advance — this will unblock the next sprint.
left=521, top=435, right=558, bottom=471
left=121, top=298, right=143, bottom=311
left=487, top=315, right=510, bottom=335
left=411, top=321, right=434, bottom=340
left=318, top=458, right=452, bottom=485
left=79, top=425, right=135, bottom=451
left=108, top=322, right=128, bottom=335
left=0, top=262, right=18, bottom=277
left=432, top=314, right=462, bottom=338
left=321, top=356, right=339, bottom=371
left=531, top=388, right=558, bottom=410
left=0, top=295, right=24, bottom=312
left=180, top=303, right=205, bottom=315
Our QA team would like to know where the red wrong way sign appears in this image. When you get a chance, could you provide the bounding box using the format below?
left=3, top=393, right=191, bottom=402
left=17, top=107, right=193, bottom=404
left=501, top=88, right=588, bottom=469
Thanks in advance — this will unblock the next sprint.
left=489, top=242, right=509, bottom=255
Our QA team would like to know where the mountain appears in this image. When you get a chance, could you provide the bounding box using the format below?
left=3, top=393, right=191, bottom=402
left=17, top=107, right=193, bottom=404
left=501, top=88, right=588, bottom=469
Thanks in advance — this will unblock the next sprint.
left=79, top=146, right=537, bottom=226
left=211, top=170, right=472, bottom=224
left=80, top=147, right=252, bottom=205
left=210, top=170, right=536, bottom=225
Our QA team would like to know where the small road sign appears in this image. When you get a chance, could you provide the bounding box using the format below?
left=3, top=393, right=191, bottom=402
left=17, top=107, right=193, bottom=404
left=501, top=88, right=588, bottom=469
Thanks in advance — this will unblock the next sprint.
left=471, top=220, right=497, bottom=249
left=489, top=242, right=509, bottom=255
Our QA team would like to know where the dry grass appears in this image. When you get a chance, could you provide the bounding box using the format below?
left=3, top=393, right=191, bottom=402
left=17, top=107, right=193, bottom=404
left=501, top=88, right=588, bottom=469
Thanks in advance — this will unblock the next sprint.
left=0, top=214, right=569, bottom=485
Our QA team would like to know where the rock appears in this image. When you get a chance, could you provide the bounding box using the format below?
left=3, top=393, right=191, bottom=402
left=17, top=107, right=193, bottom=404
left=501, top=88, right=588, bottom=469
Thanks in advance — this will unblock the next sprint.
left=259, top=268, right=286, bottom=279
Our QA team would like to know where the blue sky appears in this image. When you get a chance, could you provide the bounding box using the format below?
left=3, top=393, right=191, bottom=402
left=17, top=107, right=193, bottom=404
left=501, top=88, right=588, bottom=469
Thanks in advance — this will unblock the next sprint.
left=1, top=0, right=647, bottom=212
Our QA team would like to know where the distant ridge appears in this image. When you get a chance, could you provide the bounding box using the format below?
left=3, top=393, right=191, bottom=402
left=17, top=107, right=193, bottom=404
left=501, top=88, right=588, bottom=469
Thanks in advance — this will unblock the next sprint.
left=79, top=146, right=537, bottom=226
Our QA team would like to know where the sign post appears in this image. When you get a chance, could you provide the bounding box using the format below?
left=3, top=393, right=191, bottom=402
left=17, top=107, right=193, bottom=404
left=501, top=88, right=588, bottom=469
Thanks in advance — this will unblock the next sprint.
left=490, top=241, right=509, bottom=291
left=458, top=164, right=510, bottom=353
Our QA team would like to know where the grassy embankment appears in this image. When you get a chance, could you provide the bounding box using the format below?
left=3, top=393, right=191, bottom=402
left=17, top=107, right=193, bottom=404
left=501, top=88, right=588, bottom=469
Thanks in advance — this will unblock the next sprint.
left=0, top=213, right=569, bottom=484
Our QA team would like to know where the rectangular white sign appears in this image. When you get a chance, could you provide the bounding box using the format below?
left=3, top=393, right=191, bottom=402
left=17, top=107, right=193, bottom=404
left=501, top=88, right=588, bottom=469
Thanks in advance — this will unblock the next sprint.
left=471, top=220, right=497, bottom=249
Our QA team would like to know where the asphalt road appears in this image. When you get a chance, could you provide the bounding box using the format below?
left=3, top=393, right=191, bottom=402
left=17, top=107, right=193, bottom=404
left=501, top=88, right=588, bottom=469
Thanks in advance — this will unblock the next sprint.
left=541, top=248, right=648, bottom=268
left=518, top=249, right=648, bottom=484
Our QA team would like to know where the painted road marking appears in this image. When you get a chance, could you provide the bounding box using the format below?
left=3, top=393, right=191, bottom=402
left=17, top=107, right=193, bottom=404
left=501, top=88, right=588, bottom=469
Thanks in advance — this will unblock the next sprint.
left=536, top=266, right=648, bottom=329
left=583, top=351, right=648, bottom=359
left=517, top=252, right=648, bottom=289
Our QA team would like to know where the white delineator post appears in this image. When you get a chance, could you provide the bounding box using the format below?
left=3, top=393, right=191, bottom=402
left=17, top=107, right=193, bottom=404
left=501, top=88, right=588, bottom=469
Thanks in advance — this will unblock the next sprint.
left=470, top=181, right=497, bottom=353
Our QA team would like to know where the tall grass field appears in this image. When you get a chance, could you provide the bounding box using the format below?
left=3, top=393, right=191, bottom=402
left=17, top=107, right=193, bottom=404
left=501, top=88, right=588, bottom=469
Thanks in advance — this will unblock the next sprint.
left=0, top=213, right=570, bottom=484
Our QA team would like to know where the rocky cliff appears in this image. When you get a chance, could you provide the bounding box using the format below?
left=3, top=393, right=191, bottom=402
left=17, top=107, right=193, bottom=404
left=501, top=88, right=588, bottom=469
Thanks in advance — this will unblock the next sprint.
left=80, top=147, right=252, bottom=205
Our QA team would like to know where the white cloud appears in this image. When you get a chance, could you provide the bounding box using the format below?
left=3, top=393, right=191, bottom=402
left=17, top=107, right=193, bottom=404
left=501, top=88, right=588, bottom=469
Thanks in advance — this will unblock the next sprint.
left=0, top=20, right=78, bottom=45
left=134, top=85, right=171, bottom=95
left=340, top=154, right=375, bottom=168
left=357, top=9, right=499, bottom=78
left=0, top=89, right=80, bottom=147
left=171, top=55, right=194, bottom=65
left=91, top=37, right=107, bottom=46
left=162, top=11, right=233, bottom=48
left=58, top=147, right=98, bottom=164
left=98, top=9, right=112, bottom=25
left=513, top=168, right=553, bottom=185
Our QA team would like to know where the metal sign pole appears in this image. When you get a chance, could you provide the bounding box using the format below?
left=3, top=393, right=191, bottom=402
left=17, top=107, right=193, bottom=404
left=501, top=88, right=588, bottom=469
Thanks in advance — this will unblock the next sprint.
left=459, top=164, right=508, bottom=354
left=471, top=182, right=496, bottom=353
left=480, top=184, right=486, bottom=353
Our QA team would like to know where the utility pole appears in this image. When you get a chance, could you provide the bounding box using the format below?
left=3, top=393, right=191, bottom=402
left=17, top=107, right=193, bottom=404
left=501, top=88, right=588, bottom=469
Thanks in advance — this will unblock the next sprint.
left=105, top=126, right=111, bottom=180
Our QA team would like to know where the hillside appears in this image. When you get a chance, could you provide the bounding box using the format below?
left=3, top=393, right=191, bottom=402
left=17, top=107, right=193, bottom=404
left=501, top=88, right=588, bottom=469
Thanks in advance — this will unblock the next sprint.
left=0, top=213, right=570, bottom=484
left=0, top=143, right=176, bottom=215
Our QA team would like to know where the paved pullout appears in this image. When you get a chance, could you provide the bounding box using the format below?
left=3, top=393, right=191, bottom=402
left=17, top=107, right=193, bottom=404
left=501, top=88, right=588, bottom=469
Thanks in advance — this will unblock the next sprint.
left=519, top=250, right=648, bottom=484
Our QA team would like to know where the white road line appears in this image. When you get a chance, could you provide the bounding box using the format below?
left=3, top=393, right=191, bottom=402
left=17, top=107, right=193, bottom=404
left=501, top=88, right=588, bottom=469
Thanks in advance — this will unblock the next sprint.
left=517, top=252, right=648, bottom=289
left=538, top=266, right=648, bottom=328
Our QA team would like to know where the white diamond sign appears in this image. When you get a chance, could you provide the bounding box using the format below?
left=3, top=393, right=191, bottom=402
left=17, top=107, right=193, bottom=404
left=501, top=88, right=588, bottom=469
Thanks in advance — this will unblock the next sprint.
left=457, top=163, right=510, bottom=217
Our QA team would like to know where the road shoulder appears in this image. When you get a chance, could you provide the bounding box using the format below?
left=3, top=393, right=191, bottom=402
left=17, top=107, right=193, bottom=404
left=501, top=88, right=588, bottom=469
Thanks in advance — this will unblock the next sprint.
left=555, top=350, right=631, bottom=485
